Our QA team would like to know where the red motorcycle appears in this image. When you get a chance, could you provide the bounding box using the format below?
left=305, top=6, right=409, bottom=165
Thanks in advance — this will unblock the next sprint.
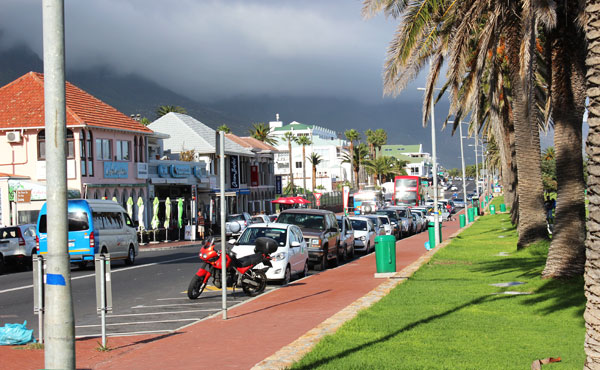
left=187, top=237, right=277, bottom=299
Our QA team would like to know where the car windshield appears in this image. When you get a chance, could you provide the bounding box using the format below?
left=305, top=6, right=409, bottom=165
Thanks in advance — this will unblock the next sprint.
left=378, top=217, right=389, bottom=224
left=237, top=227, right=287, bottom=246
left=455, top=198, right=464, bottom=202
left=277, top=213, right=325, bottom=230
left=337, top=219, right=343, bottom=228
left=396, top=209, right=407, bottom=217
left=376, top=211, right=397, bottom=221
left=251, top=216, right=264, bottom=223
left=227, top=214, right=244, bottom=222
left=351, top=219, right=368, bottom=231
left=38, top=212, right=89, bottom=233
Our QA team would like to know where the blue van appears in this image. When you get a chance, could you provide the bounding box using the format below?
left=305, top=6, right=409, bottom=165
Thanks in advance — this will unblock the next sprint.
left=37, top=199, right=139, bottom=267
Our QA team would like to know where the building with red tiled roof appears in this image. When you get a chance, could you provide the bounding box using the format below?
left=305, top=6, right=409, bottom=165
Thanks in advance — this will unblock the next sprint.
left=0, top=72, right=154, bottom=226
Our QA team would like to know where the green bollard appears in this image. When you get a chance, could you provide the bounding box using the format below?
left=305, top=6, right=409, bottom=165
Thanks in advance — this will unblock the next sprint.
left=427, top=221, right=436, bottom=248
left=460, top=214, right=465, bottom=227
left=467, top=208, right=474, bottom=222
left=500, top=203, right=506, bottom=212
left=490, top=205, right=496, bottom=215
left=375, top=235, right=396, bottom=273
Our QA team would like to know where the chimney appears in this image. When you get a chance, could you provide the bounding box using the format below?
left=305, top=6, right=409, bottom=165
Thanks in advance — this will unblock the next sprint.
left=269, top=112, right=283, bottom=130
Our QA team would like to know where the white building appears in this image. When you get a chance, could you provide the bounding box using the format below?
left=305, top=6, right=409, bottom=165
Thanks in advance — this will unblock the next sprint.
left=377, top=144, right=432, bottom=177
left=269, top=116, right=350, bottom=192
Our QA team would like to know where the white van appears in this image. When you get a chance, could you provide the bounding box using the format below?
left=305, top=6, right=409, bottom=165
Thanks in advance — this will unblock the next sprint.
left=37, top=199, right=139, bottom=266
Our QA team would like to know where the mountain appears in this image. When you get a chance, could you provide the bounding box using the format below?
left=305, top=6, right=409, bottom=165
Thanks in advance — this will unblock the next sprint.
left=0, top=44, right=467, bottom=168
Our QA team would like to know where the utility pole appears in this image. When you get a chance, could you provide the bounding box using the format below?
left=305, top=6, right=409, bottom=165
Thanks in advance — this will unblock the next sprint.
left=219, top=132, right=227, bottom=320
left=459, top=122, right=469, bottom=224
left=42, top=0, right=75, bottom=368
left=474, top=134, right=480, bottom=201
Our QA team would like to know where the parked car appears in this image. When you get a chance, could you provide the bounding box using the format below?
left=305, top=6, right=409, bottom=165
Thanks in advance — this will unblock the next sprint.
left=453, top=198, right=466, bottom=208
left=450, top=185, right=458, bottom=191
left=225, top=212, right=252, bottom=237
left=230, top=223, right=309, bottom=284
left=336, top=216, right=355, bottom=261
left=0, top=224, right=37, bottom=273
left=276, top=209, right=341, bottom=271
left=251, top=214, right=271, bottom=225
left=388, top=207, right=415, bottom=235
left=373, top=214, right=393, bottom=236
left=363, top=215, right=386, bottom=237
left=349, top=216, right=376, bottom=253
left=375, top=209, right=402, bottom=239
left=37, top=199, right=139, bottom=268
left=411, top=213, right=426, bottom=233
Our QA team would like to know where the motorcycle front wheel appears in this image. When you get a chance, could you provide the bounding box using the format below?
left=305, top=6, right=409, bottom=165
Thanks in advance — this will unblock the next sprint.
left=242, top=270, right=267, bottom=297
left=187, top=275, right=207, bottom=299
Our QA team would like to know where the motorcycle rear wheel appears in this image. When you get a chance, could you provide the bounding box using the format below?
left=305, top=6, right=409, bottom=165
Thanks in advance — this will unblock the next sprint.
left=187, top=275, right=207, bottom=299
left=242, top=271, right=267, bottom=297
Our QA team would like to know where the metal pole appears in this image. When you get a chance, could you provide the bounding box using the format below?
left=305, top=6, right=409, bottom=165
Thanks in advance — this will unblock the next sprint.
left=459, top=122, right=469, bottom=224
left=474, top=135, right=480, bottom=201
left=219, top=132, right=227, bottom=320
left=37, top=256, right=44, bottom=344
left=100, top=255, right=106, bottom=348
left=430, top=81, right=440, bottom=245
left=42, top=0, right=75, bottom=368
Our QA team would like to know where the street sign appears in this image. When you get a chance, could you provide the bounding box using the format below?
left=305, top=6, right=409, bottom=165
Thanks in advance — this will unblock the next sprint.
left=16, top=189, right=31, bottom=203
left=275, top=175, right=282, bottom=194
left=314, top=192, right=322, bottom=200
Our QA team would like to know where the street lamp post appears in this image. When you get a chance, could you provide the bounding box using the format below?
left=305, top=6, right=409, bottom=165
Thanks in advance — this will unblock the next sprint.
left=458, top=122, right=469, bottom=224
left=474, top=134, right=480, bottom=201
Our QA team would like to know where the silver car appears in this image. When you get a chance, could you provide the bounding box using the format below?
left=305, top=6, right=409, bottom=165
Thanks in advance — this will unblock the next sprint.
left=349, top=217, right=376, bottom=253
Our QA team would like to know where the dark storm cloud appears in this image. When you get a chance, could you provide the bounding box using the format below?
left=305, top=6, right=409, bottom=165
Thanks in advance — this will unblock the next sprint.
left=0, top=0, right=428, bottom=103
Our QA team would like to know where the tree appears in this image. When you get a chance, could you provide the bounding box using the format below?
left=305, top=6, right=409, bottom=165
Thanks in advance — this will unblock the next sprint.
left=217, top=124, right=231, bottom=134
left=296, top=136, right=313, bottom=194
left=584, top=2, right=600, bottom=365
left=179, top=149, right=195, bottom=162
left=364, top=156, right=403, bottom=185
left=308, top=152, right=323, bottom=191
left=342, top=143, right=369, bottom=190
left=542, top=147, right=556, bottom=161
left=139, top=117, right=151, bottom=126
left=249, top=122, right=278, bottom=146
left=345, top=129, right=361, bottom=189
left=283, top=132, right=297, bottom=193
left=156, top=105, right=186, bottom=118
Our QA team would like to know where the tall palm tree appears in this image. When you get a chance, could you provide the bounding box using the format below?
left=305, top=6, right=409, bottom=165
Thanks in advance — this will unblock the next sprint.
left=296, top=136, right=313, bottom=194
left=156, top=105, right=186, bottom=118
left=345, top=129, right=361, bottom=189
left=364, top=156, right=398, bottom=185
left=584, top=1, right=600, bottom=364
left=217, top=124, right=231, bottom=133
left=342, top=143, right=370, bottom=190
left=308, top=152, right=323, bottom=191
left=249, top=122, right=278, bottom=146
left=283, top=132, right=297, bottom=193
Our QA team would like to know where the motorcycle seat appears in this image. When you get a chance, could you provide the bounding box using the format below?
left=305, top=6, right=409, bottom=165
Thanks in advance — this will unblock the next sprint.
left=235, top=253, right=263, bottom=268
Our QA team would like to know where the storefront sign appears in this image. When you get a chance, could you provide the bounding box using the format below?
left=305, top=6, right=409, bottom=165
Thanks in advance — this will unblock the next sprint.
left=275, top=175, right=282, bottom=194
left=157, top=165, right=169, bottom=178
left=136, top=163, right=148, bottom=179
left=16, top=189, right=32, bottom=203
left=230, top=155, right=239, bottom=189
left=250, top=165, right=259, bottom=186
left=193, top=166, right=206, bottom=179
left=8, top=180, right=80, bottom=201
left=169, top=164, right=191, bottom=178
left=104, top=162, right=128, bottom=179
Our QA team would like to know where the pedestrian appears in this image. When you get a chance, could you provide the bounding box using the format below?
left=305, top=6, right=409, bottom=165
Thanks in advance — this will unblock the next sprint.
left=544, top=195, right=554, bottom=223
left=197, top=211, right=205, bottom=240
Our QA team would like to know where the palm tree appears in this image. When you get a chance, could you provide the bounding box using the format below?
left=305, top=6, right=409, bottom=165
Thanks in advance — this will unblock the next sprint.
left=156, top=105, right=186, bottom=118
left=308, top=152, right=323, bottom=191
left=585, top=2, right=600, bottom=364
left=296, top=136, right=313, bottom=194
left=542, top=147, right=555, bottom=161
left=249, top=122, right=278, bottom=146
left=283, top=132, right=297, bottom=193
left=345, top=129, right=361, bottom=189
left=364, top=156, right=397, bottom=185
left=342, top=143, right=370, bottom=190
left=217, top=124, right=231, bottom=133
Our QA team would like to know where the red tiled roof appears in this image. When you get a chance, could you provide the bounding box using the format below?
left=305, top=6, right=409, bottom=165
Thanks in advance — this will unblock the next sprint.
left=240, top=136, right=278, bottom=151
left=0, top=72, right=152, bottom=134
left=225, top=133, right=252, bottom=148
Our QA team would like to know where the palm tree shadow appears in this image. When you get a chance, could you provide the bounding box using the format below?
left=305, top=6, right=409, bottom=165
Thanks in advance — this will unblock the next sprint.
left=294, top=295, right=510, bottom=369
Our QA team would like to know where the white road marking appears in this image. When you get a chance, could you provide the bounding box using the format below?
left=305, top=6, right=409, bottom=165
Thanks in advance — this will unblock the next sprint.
left=76, top=318, right=199, bottom=328
left=76, top=329, right=172, bottom=338
left=106, top=309, right=219, bottom=317
left=0, top=255, right=197, bottom=295
left=132, top=302, right=212, bottom=309
left=156, top=297, right=189, bottom=301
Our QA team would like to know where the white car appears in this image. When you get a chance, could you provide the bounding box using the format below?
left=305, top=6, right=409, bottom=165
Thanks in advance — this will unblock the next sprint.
left=230, top=223, right=309, bottom=284
left=251, top=214, right=271, bottom=225
left=0, top=224, right=37, bottom=272
left=349, top=217, right=376, bottom=253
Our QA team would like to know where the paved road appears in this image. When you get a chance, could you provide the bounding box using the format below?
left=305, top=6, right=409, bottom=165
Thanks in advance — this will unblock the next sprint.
left=0, top=245, right=279, bottom=339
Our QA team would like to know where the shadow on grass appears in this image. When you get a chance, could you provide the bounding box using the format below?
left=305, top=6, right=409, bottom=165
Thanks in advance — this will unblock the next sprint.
left=293, top=295, right=513, bottom=369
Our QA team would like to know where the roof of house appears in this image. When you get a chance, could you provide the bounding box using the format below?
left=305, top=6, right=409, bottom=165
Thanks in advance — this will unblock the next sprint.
left=377, top=144, right=422, bottom=156
left=232, top=135, right=277, bottom=152
left=0, top=72, right=152, bottom=134
left=148, top=113, right=252, bottom=156
left=272, top=122, right=314, bottom=131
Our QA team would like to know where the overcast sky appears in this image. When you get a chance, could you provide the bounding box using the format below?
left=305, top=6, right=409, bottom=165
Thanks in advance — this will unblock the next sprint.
left=0, top=0, right=432, bottom=104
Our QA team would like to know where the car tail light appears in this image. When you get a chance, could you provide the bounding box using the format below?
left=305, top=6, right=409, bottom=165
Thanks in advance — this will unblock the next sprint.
left=17, top=228, right=25, bottom=246
left=35, top=234, right=39, bottom=250
left=89, top=231, right=95, bottom=249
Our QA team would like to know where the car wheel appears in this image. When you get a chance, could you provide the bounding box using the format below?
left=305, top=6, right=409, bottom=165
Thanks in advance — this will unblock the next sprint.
left=281, top=265, right=291, bottom=285
left=125, top=245, right=135, bottom=266
left=78, top=261, right=89, bottom=270
left=315, top=253, right=327, bottom=271
left=329, top=248, right=339, bottom=268
left=349, top=243, right=355, bottom=259
left=0, top=254, right=5, bottom=275
left=299, top=260, right=309, bottom=277
left=341, top=244, right=348, bottom=263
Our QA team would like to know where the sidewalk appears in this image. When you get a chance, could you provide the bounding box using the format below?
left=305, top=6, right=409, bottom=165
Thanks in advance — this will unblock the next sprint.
left=0, top=213, right=465, bottom=370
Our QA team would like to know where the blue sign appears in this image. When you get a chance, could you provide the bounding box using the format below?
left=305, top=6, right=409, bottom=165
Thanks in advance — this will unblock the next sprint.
left=193, top=166, right=206, bottom=179
left=157, top=165, right=169, bottom=178
left=275, top=175, right=282, bottom=194
left=230, top=155, right=239, bottom=189
left=169, top=164, right=191, bottom=178
left=104, top=162, right=128, bottom=179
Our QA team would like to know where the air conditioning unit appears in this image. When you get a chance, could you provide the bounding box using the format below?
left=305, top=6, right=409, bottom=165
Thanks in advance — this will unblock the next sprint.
left=6, top=131, right=21, bottom=143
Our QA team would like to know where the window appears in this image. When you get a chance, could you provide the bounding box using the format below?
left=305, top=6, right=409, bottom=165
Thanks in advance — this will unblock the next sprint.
left=87, top=131, right=94, bottom=176
left=80, top=130, right=87, bottom=176
left=96, top=139, right=112, bottom=160
left=66, top=130, right=74, bottom=158
left=37, top=130, right=46, bottom=160
left=134, top=137, right=138, bottom=162
left=138, top=136, right=144, bottom=162
left=116, top=140, right=130, bottom=161
left=295, top=162, right=302, bottom=168
left=38, top=212, right=89, bottom=233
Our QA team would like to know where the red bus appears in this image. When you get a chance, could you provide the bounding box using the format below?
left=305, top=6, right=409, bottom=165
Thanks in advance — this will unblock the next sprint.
left=393, top=175, right=425, bottom=206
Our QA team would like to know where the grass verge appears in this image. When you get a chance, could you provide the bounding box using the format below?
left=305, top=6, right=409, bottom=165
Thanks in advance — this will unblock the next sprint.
left=291, top=212, right=584, bottom=369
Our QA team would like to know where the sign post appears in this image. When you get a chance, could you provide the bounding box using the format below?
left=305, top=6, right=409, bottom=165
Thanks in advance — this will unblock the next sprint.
left=95, top=253, right=112, bottom=348
left=32, top=254, right=45, bottom=344
left=342, top=186, right=350, bottom=215
left=314, top=192, right=322, bottom=208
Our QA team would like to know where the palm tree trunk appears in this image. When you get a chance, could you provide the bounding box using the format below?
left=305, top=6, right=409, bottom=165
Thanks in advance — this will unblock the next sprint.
left=543, top=10, right=587, bottom=278
left=288, top=140, right=294, bottom=193
left=302, top=145, right=307, bottom=194
left=350, top=141, right=355, bottom=189
left=585, top=3, right=600, bottom=366
left=312, top=166, right=317, bottom=191
left=505, top=24, right=548, bottom=248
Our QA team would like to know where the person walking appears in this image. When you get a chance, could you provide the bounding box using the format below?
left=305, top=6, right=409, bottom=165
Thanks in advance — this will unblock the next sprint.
left=197, top=211, right=205, bottom=240
left=544, top=195, right=555, bottom=223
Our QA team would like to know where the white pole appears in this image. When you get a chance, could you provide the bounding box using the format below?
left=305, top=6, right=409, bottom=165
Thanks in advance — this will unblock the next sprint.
left=475, top=135, right=480, bottom=202
left=219, top=132, right=227, bottom=320
left=42, top=0, right=75, bottom=367
left=100, top=255, right=106, bottom=348
left=431, top=96, right=440, bottom=244
left=459, top=122, right=469, bottom=224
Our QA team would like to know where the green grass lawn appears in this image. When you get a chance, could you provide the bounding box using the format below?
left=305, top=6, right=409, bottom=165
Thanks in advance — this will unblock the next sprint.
left=291, top=213, right=585, bottom=369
